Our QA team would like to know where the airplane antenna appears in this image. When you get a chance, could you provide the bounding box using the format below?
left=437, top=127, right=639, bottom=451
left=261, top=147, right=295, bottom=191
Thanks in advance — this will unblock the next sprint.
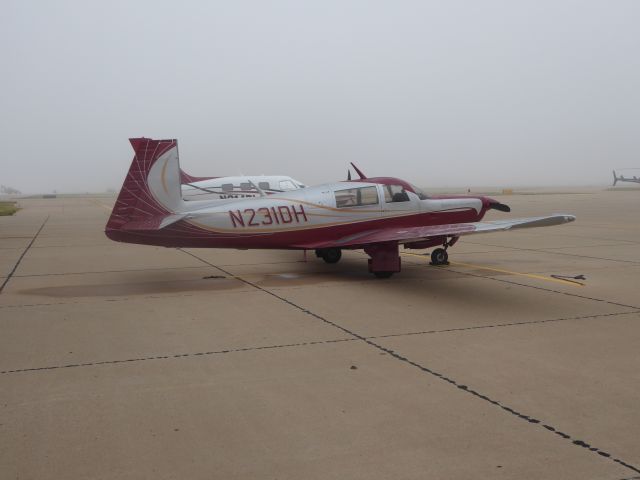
left=350, top=162, right=367, bottom=179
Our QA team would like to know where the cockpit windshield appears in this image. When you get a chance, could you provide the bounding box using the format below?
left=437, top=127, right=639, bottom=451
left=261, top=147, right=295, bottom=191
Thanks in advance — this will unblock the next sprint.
left=409, top=184, right=429, bottom=200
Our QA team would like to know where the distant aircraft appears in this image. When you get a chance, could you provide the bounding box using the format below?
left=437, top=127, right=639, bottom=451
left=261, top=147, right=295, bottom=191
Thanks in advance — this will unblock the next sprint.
left=612, top=170, right=640, bottom=186
left=179, top=168, right=305, bottom=201
left=106, top=138, right=575, bottom=278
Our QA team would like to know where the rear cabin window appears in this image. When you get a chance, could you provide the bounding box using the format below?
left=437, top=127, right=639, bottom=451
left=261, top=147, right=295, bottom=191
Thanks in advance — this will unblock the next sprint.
left=240, top=182, right=252, bottom=192
left=334, top=186, right=379, bottom=208
left=383, top=184, right=410, bottom=203
left=221, top=183, right=233, bottom=192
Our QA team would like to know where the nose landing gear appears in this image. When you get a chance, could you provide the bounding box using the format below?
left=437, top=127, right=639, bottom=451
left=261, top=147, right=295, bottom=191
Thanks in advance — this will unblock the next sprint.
left=429, top=236, right=458, bottom=266
left=430, top=248, right=449, bottom=265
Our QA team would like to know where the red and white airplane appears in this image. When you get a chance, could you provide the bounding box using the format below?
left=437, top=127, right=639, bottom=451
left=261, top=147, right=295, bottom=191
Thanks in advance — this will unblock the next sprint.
left=106, top=138, right=575, bottom=278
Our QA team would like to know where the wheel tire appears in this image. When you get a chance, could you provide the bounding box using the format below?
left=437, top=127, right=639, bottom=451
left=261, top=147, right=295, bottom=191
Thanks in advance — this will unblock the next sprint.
left=321, top=248, right=342, bottom=264
left=431, top=248, right=449, bottom=265
left=373, top=271, right=394, bottom=279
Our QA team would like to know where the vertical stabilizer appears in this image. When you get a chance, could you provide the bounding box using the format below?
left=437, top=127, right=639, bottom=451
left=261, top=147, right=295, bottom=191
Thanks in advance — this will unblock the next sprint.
left=106, top=138, right=185, bottom=232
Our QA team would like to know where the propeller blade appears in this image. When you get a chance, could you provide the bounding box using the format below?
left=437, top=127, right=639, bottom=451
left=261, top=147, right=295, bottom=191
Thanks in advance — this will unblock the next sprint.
left=347, top=170, right=352, bottom=181
left=350, top=162, right=367, bottom=179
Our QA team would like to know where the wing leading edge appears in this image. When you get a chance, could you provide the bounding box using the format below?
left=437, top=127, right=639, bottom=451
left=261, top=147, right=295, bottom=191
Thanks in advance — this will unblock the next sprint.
left=295, top=214, right=576, bottom=249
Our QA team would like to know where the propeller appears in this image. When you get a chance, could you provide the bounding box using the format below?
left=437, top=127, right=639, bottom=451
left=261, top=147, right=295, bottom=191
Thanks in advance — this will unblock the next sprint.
left=347, top=170, right=352, bottom=181
left=350, top=162, right=367, bottom=179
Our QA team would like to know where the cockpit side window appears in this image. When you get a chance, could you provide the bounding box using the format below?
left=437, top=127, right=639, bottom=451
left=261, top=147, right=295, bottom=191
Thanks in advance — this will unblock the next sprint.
left=384, top=184, right=410, bottom=203
left=221, top=183, right=233, bottom=192
left=240, top=182, right=252, bottom=192
left=409, top=183, right=429, bottom=200
left=334, top=186, right=379, bottom=208
left=279, top=180, right=296, bottom=190
left=258, top=181, right=270, bottom=190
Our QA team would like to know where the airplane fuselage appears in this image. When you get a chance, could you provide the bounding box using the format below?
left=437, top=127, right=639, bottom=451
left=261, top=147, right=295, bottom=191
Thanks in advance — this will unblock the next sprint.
left=107, top=179, right=491, bottom=249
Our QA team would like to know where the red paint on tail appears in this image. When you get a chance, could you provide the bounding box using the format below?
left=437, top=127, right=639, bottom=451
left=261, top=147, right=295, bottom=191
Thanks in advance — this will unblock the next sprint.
left=105, top=138, right=175, bottom=234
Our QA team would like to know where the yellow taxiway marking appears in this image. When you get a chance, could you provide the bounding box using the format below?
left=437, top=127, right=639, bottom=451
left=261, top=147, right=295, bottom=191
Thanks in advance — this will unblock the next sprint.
left=401, top=252, right=583, bottom=287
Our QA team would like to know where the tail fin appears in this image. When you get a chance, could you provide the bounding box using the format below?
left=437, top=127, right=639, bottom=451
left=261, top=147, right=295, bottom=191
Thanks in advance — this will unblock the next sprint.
left=613, top=170, right=618, bottom=186
left=106, top=138, right=185, bottom=232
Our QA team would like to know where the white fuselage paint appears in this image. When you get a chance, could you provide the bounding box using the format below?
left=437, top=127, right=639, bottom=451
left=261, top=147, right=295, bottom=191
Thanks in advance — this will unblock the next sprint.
left=178, top=182, right=483, bottom=235
left=181, top=175, right=305, bottom=201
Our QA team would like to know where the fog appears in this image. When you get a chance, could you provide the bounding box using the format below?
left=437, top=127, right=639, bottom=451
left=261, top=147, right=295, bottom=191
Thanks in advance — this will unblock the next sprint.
left=2, top=0, right=639, bottom=193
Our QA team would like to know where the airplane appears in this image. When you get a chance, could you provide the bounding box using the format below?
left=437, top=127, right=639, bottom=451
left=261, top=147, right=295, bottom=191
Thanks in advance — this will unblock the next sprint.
left=179, top=168, right=306, bottom=201
left=105, top=138, right=575, bottom=278
left=612, top=170, right=640, bottom=186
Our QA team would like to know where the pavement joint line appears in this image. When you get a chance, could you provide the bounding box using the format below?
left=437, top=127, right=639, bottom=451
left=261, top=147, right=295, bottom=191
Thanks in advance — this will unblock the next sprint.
left=532, top=232, right=640, bottom=246
left=0, top=216, right=49, bottom=295
left=178, top=248, right=640, bottom=475
left=2, top=309, right=635, bottom=375
left=13, top=265, right=206, bottom=278
left=8, top=259, right=311, bottom=278
left=441, top=265, right=640, bottom=310
left=463, top=240, right=640, bottom=265
left=370, top=310, right=640, bottom=340
left=402, top=252, right=583, bottom=287
left=0, top=288, right=260, bottom=310
left=0, top=338, right=356, bottom=374
left=541, top=242, right=636, bottom=251
left=400, top=249, right=640, bottom=309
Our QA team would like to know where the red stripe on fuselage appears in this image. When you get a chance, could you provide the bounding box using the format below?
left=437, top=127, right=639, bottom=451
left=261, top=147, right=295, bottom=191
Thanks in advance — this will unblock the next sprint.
left=105, top=207, right=483, bottom=249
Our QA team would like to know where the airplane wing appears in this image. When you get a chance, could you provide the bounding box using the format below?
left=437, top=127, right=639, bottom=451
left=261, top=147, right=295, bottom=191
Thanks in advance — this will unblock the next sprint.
left=296, top=214, right=575, bottom=249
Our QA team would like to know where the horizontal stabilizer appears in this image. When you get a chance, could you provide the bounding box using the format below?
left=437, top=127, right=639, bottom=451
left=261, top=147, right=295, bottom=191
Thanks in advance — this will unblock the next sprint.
left=120, top=214, right=188, bottom=231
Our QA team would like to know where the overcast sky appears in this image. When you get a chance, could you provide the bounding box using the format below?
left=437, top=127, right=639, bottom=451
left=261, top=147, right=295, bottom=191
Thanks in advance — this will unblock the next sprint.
left=2, top=0, right=639, bottom=193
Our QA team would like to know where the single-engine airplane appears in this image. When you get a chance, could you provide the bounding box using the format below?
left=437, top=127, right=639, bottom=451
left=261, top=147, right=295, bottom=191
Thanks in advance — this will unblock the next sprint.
left=106, top=138, right=575, bottom=278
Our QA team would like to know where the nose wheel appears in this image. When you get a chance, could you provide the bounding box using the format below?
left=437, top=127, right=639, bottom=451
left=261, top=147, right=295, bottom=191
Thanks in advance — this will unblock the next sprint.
left=430, top=247, right=449, bottom=266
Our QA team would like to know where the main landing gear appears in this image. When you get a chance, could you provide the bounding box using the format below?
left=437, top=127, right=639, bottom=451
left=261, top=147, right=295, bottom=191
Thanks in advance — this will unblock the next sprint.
left=315, top=236, right=457, bottom=278
left=365, top=242, right=401, bottom=279
left=315, top=248, right=342, bottom=264
left=316, top=245, right=400, bottom=278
